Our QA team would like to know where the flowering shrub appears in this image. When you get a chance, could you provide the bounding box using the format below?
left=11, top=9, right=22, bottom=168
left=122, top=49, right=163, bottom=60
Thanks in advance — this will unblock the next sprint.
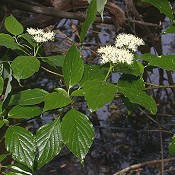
left=0, top=0, right=175, bottom=174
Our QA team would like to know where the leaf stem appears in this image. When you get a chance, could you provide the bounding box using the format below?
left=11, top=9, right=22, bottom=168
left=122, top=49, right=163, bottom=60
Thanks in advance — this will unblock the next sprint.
left=41, top=66, right=64, bottom=77
left=104, top=62, right=113, bottom=81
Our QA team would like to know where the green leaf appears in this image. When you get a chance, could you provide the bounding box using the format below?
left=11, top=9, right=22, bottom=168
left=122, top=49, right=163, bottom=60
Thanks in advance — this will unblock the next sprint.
left=3, top=62, right=12, bottom=103
left=8, top=105, right=42, bottom=119
left=43, top=88, right=71, bottom=112
left=11, top=56, right=40, bottom=80
left=5, top=126, right=36, bottom=170
left=142, top=0, right=174, bottom=21
left=4, top=15, right=24, bottom=36
left=71, top=89, right=85, bottom=97
left=0, top=120, right=4, bottom=128
left=82, top=80, right=116, bottom=111
left=114, top=60, right=144, bottom=77
left=141, top=53, right=157, bottom=63
left=63, top=45, right=84, bottom=88
left=169, top=134, right=175, bottom=155
left=80, top=0, right=97, bottom=41
left=118, top=74, right=145, bottom=90
left=35, top=119, right=62, bottom=169
left=8, top=163, right=32, bottom=175
left=87, top=0, right=107, bottom=20
left=142, top=53, right=175, bottom=70
left=117, top=86, right=157, bottom=114
left=163, top=24, right=175, bottom=34
left=121, top=96, right=139, bottom=115
left=19, top=33, right=36, bottom=47
left=118, top=75, right=144, bottom=114
left=0, top=34, right=22, bottom=50
left=9, top=88, right=48, bottom=106
left=61, top=109, right=94, bottom=163
left=0, top=76, right=4, bottom=95
left=80, top=64, right=107, bottom=86
left=41, top=55, right=65, bottom=68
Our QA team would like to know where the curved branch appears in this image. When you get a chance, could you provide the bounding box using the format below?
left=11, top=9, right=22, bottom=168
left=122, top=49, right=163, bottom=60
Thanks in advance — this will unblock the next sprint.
left=2, top=0, right=161, bottom=28
left=113, top=157, right=175, bottom=175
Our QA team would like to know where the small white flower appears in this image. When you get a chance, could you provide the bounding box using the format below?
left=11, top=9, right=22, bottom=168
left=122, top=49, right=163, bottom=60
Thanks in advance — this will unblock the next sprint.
left=26, top=28, right=37, bottom=35
left=43, top=31, right=55, bottom=41
left=115, top=33, right=144, bottom=51
left=97, top=45, right=134, bottom=65
left=26, top=27, right=55, bottom=43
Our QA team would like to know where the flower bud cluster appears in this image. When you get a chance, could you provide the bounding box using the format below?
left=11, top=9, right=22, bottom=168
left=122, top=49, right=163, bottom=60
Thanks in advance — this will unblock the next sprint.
left=27, top=28, right=55, bottom=43
left=97, top=33, right=144, bottom=65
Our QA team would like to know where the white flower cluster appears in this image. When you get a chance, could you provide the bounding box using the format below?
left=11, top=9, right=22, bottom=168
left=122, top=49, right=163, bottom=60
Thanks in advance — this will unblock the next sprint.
left=26, top=28, right=55, bottom=43
left=97, top=33, right=144, bottom=65
left=115, top=33, right=145, bottom=51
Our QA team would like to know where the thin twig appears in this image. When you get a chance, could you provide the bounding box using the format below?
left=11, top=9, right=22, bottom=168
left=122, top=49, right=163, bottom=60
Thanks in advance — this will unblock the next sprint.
left=113, top=157, right=175, bottom=175
left=160, top=130, right=164, bottom=175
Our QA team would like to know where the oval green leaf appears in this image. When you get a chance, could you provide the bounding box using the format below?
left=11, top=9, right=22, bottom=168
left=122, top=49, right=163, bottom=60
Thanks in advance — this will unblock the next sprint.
left=0, top=34, right=22, bottom=50
left=43, top=88, right=71, bottom=112
left=5, top=126, right=36, bottom=170
left=9, top=88, right=48, bottom=106
left=63, top=45, right=84, bottom=88
left=80, top=0, right=97, bottom=41
left=4, top=15, right=24, bottom=36
left=8, top=105, right=42, bottom=119
left=35, top=119, right=62, bottom=169
left=11, top=56, right=40, bottom=80
left=61, top=109, right=94, bottom=163
left=82, top=80, right=116, bottom=111
left=142, top=54, right=175, bottom=70
left=88, top=0, right=107, bottom=20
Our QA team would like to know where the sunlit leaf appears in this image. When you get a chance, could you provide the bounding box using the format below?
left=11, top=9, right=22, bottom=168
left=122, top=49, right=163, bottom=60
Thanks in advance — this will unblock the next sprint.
left=63, top=45, right=84, bottom=88
left=80, top=0, right=97, bottom=41
left=87, top=0, right=107, bottom=20
left=35, top=119, right=62, bottom=169
left=11, top=56, right=40, bottom=80
left=61, top=109, right=94, bottom=163
left=142, top=53, right=175, bottom=70
left=5, top=126, right=36, bottom=170
left=82, top=79, right=116, bottom=111
left=8, top=105, right=42, bottom=119
left=43, top=88, right=71, bottom=112
left=8, top=163, right=32, bottom=175
left=0, top=34, right=22, bottom=50
left=142, top=0, right=174, bottom=21
left=4, top=15, right=24, bottom=36
left=9, top=88, right=48, bottom=106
